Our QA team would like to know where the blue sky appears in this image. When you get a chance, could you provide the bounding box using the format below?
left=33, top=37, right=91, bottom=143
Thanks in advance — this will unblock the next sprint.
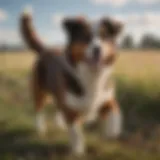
left=0, top=0, right=160, bottom=45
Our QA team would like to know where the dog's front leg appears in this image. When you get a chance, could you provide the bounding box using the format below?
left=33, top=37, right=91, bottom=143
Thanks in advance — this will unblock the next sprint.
left=64, top=109, right=85, bottom=156
left=68, top=121, right=84, bottom=155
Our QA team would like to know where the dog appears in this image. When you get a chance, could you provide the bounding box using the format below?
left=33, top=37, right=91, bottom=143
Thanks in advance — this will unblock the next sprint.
left=20, top=10, right=123, bottom=155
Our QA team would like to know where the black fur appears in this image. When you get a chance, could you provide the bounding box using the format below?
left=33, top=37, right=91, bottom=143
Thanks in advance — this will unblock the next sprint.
left=36, top=50, right=85, bottom=96
left=63, top=18, right=92, bottom=43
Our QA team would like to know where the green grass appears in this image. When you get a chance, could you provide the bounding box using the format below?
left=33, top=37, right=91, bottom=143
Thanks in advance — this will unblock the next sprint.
left=0, top=71, right=160, bottom=160
left=1, top=51, right=160, bottom=159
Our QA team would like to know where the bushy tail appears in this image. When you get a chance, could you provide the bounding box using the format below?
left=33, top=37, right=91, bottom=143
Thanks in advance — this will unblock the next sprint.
left=20, top=8, right=46, bottom=54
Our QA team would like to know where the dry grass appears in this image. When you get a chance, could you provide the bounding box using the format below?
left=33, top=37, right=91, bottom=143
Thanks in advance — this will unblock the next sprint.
left=0, top=50, right=160, bottom=160
left=0, top=51, right=35, bottom=71
left=1, top=50, right=160, bottom=78
left=115, top=50, right=160, bottom=79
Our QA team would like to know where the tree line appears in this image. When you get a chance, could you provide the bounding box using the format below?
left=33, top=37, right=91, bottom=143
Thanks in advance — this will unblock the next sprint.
left=0, top=33, right=160, bottom=52
left=121, top=34, right=160, bottom=49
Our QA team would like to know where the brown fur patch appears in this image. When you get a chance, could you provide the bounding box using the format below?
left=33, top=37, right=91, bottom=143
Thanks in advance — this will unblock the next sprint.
left=101, top=41, right=117, bottom=65
left=62, top=107, right=81, bottom=124
left=99, top=99, right=119, bottom=119
left=66, top=43, right=88, bottom=65
left=103, top=52, right=116, bottom=65
left=31, top=66, right=47, bottom=112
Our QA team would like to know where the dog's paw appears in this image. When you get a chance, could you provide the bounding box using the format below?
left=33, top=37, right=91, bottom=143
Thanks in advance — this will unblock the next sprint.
left=35, top=112, right=47, bottom=136
left=102, top=109, right=122, bottom=139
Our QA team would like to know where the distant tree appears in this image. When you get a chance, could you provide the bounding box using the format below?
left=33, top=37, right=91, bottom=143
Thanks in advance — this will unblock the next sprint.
left=0, top=41, right=8, bottom=52
left=0, top=43, right=27, bottom=52
left=121, top=35, right=134, bottom=49
left=140, top=34, right=160, bottom=49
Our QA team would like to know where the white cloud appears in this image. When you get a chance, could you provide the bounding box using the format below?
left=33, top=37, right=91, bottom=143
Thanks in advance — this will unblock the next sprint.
left=90, top=12, right=160, bottom=28
left=110, top=12, right=160, bottom=27
left=143, top=12, right=160, bottom=26
left=0, top=9, right=8, bottom=22
left=40, top=29, right=66, bottom=45
left=113, top=12, right=160, bottom=42
left=90, top=0, right=128, bottom=7
left=51, top=13, right=66, bottom=44
left=138, top=0, right=160, bottom=4
left=52, top=13, right=64, bottom=27
left=90, top=0, right=159, bottom=6
left=0, top=28, right=21, bottom=44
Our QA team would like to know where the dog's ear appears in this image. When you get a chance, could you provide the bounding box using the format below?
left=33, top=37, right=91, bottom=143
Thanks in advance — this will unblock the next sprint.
left=63, top=16, right=86, bottom=32
left=63, top=18, right=76, bottom=32
left=63, top=17, right=92, bottom=42
left=101, top=18, right=123, bottom=37
left=113, top=20, right=123, bottom=35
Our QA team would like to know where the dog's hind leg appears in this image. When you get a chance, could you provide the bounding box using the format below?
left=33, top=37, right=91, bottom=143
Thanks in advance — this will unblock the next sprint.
left=32, top=72, right=47, bottom=136
left=54, top=111, right=67, bottom=130
left=99, top=99, right=122, bottom=139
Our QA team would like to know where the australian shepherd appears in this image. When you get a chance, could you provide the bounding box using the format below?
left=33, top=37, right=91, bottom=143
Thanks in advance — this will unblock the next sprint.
left=20, top=9, right=123, bottom=155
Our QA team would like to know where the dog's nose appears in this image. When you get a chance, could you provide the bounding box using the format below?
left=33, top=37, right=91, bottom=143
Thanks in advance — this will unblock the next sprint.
left=93, top=46, right=101, bottom=59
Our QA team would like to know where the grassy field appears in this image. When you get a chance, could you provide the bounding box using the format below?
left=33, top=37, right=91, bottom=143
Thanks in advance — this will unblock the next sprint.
left=0, top=50, right=160, bottom=160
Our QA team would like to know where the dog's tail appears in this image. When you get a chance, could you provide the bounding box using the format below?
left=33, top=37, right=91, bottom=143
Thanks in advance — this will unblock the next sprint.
left=20, top=7, right=46, bottom=54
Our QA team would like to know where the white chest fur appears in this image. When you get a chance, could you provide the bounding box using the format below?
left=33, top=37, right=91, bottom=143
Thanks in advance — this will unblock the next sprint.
left=65, top=63, right=114, bottom=119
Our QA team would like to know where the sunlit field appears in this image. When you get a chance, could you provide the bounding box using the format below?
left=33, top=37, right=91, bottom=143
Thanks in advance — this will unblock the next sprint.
left=0, top=50, right=160, bottom=160
left=1, top=50, right=160, bottom=77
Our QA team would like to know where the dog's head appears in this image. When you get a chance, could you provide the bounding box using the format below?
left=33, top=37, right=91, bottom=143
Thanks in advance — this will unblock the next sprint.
left=63, top=17, right=123, bottom=69
left=87, top=17, right=123, bottom=70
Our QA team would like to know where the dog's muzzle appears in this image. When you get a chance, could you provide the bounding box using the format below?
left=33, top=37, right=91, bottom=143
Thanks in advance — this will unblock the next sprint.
left=92, top=46, right=101, bottom=62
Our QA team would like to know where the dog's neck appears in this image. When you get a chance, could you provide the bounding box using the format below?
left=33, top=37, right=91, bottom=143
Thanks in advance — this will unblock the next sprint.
left=65, top=44, right=85, bottom=67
